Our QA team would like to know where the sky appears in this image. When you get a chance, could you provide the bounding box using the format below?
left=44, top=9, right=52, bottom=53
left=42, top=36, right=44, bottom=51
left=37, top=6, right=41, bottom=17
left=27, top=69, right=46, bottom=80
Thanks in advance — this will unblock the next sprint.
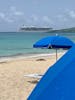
left=0, top=0, right=75, bottom=31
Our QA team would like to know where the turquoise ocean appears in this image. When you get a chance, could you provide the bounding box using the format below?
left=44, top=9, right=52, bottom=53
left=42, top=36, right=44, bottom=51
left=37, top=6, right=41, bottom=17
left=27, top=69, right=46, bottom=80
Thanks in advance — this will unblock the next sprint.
left=0, top=32, right=75, bottom=58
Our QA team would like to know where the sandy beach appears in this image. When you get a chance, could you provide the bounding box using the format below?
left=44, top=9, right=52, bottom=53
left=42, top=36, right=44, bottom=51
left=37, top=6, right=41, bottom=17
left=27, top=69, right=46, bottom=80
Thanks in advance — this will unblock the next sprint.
left=0, top=52, right=65, bottom=100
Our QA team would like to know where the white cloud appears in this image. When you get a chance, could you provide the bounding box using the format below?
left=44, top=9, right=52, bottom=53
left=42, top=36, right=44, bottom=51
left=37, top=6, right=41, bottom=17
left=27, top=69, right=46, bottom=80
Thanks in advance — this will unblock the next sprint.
left=68, top=11, right=75, bottom=18
left=56, top=10, right=75, bottom=29
left=31, top=15, right=38, bottom=21
left=10, top=6, right=24, bottom=16
left=43, top=16, right=50, bottom=22
left=57, top=15, right=68, bottom=21
left=62, top=10, right=75, bottom=19
left=14, top=11, right=24, bottom=16
left=10, top=6, right=16, bottom=12
left=0, top=12, right=5, bottom=19
left=0, top=12, right=14, bottom=23
left=42, top=16, right=53, bottom=24
left=0, top=6, right=25, bottom=23
left=26, top=15, right=54, bottom=27
left=5, top=17, right=14, bottom=23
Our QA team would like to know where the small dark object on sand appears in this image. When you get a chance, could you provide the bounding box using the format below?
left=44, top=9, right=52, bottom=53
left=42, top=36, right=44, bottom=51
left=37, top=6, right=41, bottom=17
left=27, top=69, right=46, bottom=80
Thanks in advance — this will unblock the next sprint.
left=36, top=58, right=46, bottom=61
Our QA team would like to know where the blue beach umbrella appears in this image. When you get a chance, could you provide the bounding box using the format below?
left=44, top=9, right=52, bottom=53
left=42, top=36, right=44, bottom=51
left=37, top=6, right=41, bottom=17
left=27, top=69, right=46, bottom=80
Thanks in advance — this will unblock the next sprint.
left=33, top=36, right=74, bottom=61
left=28, top=44, right=75, bottom=100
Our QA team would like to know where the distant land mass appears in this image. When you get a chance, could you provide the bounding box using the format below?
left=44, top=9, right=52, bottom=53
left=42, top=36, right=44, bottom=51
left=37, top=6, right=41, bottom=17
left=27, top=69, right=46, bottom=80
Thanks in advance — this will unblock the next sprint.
left=48, top=27, right=75, bottom=33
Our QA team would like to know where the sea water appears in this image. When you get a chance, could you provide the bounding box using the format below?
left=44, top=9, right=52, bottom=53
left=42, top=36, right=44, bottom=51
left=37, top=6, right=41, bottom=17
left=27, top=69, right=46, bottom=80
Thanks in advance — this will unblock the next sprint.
left=0, top=32, right=75, bottom=58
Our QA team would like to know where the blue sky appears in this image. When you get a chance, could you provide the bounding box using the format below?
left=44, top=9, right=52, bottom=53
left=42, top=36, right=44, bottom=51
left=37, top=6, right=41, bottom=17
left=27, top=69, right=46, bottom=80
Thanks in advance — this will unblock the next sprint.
left=0, top=0, right=75, bottom=31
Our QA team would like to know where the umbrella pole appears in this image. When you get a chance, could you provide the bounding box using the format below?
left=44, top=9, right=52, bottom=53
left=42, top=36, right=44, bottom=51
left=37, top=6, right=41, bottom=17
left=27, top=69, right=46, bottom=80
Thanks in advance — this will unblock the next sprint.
left=56, top=49, right=57, bottom=61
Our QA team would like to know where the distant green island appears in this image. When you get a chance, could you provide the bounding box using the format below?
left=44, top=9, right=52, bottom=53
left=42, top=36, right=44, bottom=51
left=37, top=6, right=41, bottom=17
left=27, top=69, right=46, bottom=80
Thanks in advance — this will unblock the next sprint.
left=48, top=27, right=75, bottom=33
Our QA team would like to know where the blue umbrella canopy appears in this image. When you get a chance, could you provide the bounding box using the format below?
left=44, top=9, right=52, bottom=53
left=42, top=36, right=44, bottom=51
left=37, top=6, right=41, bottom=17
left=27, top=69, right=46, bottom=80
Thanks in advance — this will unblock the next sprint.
left=33, top=36, right=74, bottom=61
left=33, top=36, right=74, bottom=49
left=28, top=44, right=75, bottom=100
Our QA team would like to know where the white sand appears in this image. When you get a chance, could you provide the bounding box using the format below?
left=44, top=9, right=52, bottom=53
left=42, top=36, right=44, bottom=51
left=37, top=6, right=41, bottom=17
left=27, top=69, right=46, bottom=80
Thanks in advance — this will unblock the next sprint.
left=0, top=52, right=65, bottom=100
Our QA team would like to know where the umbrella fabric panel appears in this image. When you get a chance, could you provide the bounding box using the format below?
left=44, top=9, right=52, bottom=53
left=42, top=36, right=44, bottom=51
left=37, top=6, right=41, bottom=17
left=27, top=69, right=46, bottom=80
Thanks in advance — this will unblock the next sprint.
left=51, top=36, right=74, bottom=49
left=28, top=44, right=75, bottom=100
left=37, top=58, right=75, bottom=100
left=33, top=36, right=56, bottom=48
left=33, top=36, right=74, bottom=49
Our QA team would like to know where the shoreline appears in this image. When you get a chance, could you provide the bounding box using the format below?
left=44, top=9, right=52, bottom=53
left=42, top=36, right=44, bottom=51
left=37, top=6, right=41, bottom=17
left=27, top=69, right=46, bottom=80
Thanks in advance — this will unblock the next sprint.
left=0, top=51, right=66, bottom=63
